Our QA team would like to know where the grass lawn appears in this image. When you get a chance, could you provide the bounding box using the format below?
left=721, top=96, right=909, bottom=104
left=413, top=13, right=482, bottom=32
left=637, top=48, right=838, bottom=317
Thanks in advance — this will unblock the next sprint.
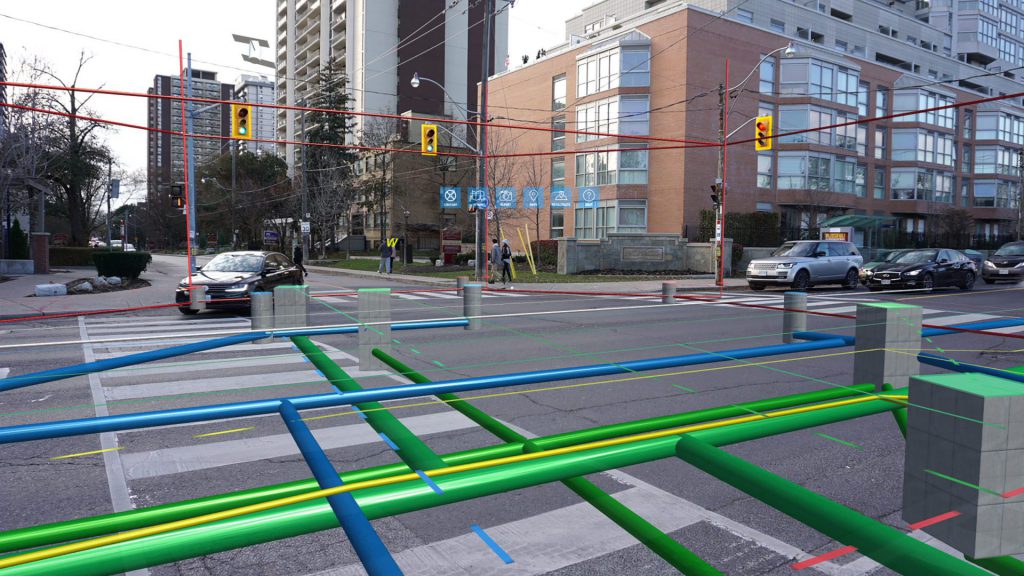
left=322, top=258, right=705, bottom=283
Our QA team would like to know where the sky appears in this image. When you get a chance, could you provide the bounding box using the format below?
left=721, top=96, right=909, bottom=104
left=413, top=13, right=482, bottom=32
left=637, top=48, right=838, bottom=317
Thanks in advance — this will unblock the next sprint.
left=1, top=0, right=591, bottom=205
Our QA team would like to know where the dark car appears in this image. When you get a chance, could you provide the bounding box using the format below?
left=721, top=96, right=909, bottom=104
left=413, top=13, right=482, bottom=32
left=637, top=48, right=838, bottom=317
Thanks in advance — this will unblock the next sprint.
left=175, top=251, right=304, bottom=314
left=982, top=241, right=1024, bottom=284
left=859, top=249, right=910, bottom=285
left=864, top=248, right=976, bottom=292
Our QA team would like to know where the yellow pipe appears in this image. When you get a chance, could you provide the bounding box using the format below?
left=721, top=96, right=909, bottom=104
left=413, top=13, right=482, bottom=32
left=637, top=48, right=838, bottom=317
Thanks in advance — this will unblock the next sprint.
left=0, top=393, right=905, bottom=569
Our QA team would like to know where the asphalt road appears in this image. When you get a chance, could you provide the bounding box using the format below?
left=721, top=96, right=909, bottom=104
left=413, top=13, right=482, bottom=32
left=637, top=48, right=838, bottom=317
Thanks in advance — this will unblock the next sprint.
left=1, top=265, right=1022, bottom=576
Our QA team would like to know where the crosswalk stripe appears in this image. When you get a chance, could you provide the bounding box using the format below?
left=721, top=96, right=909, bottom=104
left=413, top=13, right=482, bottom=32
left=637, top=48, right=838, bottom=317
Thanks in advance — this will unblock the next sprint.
left=93, top=341, right=297, bottom=360
left=315, top=296, right=354, bottom=304
left=101, top=350, right=356, bottom=379
left=812, top=305, right=857, bottom=315
left=103, top=369, right=331, bottom=400
left=925, top=313, right=999, bottom=326
left=985, top=325, right=1024, bottom=334
left=120, top=410, right=478, bottom=480
left=86, top=322, right=251, bottom=335
left=84, top=316, right=247, bottom=327
left=394, top=293, right=428, bottom=300
left=414, top=291, right=460, bottom=299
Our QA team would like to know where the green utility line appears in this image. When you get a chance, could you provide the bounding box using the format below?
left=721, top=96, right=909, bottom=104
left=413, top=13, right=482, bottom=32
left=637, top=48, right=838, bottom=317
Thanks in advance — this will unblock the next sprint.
left=291, top=336, right=445, bottom=471
left=372, top=348, right=723, bottom=576
left=0, top=385, right=876, bottom=556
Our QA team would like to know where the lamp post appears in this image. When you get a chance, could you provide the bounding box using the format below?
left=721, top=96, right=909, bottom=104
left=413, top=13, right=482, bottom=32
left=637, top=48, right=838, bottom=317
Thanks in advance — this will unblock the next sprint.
left=715, top=43, right=796, bottom=287
left=403, top=208, right=411, bottom=264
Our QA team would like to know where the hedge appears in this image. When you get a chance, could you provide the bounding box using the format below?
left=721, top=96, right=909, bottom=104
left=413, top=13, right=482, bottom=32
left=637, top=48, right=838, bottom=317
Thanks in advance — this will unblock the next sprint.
left=92, top=252, right=153, bottom=279
left=530, top=239, right=558, bottom=267
left=50, top=247, right=105, bottom=266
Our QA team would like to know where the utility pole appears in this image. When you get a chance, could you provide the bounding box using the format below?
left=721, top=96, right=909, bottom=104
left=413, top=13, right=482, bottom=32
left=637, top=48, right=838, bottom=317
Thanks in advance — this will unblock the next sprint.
left=476, top=0, right=494, bottom=282
left=715, top=82, right=725, bottom=287
left=300, top=96, right=309, bottom=258
left=186, top=54, right=198, bottom=273
left=1018, top=149, right=1023, bottom=241
left=231, top=138, right=238, bottom=249
left=106, top=157, right=113, bottom=251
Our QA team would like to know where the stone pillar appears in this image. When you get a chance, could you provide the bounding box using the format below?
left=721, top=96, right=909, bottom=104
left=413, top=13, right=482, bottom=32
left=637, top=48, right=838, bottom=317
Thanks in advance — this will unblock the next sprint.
left=853, top=302, right=922, bottom=390
left=30, top=233, right=49, bottom=275
left=250, top=291, right=274, bottom=343
left=558, top=238, right=577, bottom=275
left=189, top=285, right=207, bottom=312
left=358, top=288, right=391, bottom=370
left=661, top=281, right=676, bottom=304
left=463, top=283, right=482, bottom=331
left=273, top=284, right=309, bottom=329
left=903, top=372, right=1024, bottom=558
left=782, top=291, right=807, bottom=343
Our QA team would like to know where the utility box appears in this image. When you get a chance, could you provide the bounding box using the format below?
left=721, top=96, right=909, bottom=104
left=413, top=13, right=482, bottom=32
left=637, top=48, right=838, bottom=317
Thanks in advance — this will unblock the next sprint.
left=903, top=372, right=1024, bottom=558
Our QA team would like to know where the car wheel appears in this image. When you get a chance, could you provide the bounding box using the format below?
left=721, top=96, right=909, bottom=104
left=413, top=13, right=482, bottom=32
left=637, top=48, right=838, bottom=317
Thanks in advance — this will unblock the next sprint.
left=178, top=306, right=198, bottom=316
left=791, top=269, right=810, bottom=291
left=960, top=272, right=975, bottom=291
left=921, top=273, right=934, bottom=291
left=749, top=283, right=766, bottom=291
left=841, top=268, right=859, bottom=289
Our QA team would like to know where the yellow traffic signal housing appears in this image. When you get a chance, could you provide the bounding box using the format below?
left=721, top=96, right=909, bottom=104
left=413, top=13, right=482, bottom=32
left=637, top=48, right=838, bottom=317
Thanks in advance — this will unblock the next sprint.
left=755, top=115, right=773, bottom=151
left=421, top=123, right=438, bottom=156
left=232, top=104, right=253, bottom=140
left=173, top=195, right=185, bottom=209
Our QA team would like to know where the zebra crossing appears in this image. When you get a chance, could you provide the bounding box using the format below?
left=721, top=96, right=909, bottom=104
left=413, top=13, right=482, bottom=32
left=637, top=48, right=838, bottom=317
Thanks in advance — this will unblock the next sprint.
left=311, top=289, right=529, bottom=307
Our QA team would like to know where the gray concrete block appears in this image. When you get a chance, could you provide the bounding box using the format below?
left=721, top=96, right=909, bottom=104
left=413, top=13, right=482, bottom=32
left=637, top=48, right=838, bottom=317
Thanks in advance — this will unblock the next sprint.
left=358, top=289, right=391, bottom=371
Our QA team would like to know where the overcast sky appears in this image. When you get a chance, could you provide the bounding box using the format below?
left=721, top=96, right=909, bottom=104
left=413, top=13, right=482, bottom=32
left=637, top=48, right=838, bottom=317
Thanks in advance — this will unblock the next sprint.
left=1, top=0, right=589, bottom=205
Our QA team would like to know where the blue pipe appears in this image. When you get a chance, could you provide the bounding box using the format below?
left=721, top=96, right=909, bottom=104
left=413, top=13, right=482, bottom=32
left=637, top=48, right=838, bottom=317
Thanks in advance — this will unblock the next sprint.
left=918, top=353, right=1024, bottom=384
left=920, top=317, right=1024, bottom=338
left=0, top=338, right=850, bottom=444
left=0, top=320, right=469, bottom=393
left=793, top=331, right=855, bottom=345
left=279, top=401, right=402, bottom=575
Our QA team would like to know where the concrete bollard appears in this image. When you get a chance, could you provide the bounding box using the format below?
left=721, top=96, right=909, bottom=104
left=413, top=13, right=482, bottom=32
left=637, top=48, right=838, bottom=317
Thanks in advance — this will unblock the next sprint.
left=250, top=291, right=274, bottom=344
left=189, top=285, right=207, bottom=312
left=358, top=288, right=392, bottom=370
left=853, top=302, right=922, bottom=390
left=782, top=291, right=807, bottom=343
left=273, top=285, right=309, bottom=329
left=464, top=283, right=482, bottom=331
left=661, top=282, right=676, bottom=304
left=456, top=276, right=469, bottom=291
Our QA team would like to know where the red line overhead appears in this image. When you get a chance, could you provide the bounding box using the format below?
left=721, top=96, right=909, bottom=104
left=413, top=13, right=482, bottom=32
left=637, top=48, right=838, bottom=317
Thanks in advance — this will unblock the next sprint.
left=0, top=80, right=717, bottom=146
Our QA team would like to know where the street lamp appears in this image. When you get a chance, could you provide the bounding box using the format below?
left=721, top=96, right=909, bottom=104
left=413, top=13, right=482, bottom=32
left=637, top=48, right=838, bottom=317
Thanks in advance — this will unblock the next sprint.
left=714, top=43, right=797, bottom=287
left=403, top=209, right=411, bottom=264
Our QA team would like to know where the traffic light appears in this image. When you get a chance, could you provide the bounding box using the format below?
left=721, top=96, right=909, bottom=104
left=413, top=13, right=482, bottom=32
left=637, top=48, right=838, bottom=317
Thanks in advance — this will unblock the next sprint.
left=421, top=123, right=438, bottom=156
left=232, top=104, right=253, bottom=140
left=755, top=115, right=773, bottom=151
left=170, top=184, right=185, bottom=209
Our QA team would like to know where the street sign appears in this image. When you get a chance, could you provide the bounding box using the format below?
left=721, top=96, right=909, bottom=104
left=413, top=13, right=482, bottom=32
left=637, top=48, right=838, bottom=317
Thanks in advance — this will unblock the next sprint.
left=486, top=209, right=494, bottom=221
left=440, top=186, right=462, bottom=209
left=577, top=186, right=600, bottom=208
left=468, top=188, right=489, bottom=209
left=523, top=187, right=544, bottom=209
left=301, top=220, right=311, bottom=234
left=109, top=179, right=120, bottom=199
left=263, top=230, right=279, bottom=244
left=551, top=187, right=571, bottom=208
left=496, top=187, right=517, bottom=209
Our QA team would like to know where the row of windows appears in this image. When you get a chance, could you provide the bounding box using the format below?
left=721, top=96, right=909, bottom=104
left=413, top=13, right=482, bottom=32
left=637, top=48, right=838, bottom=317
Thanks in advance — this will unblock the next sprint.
left=574, top=147, right=649, bottom=186
left=976, top=112, right=1024, bottom=144
left=575, top=95, right=650, bottom=142
left=573, top=200, right=648, bottom=239
left=575, top=46, right=650, bottom=99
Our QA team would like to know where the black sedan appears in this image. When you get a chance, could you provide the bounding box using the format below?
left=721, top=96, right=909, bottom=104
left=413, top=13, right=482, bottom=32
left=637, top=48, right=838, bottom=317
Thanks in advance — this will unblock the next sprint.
left=175, top=251, right=304, bottom=314
left=864, top=248, right=976, bottom=291
left=982, top=241, right=1024, bottom=284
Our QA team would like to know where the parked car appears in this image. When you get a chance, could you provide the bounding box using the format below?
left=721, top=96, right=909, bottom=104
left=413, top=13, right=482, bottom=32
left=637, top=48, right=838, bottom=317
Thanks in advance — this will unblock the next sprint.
left=175, top=251, right=304, bottom=315
left=863, top=248, right=976, bottom=291
left=746, top=240, right=863, bottom=291
left=982, top=241, right=1024, bottom=284
left=859, top=249, right=910, bottom=285
left=123, top=243, right=136, bottom=252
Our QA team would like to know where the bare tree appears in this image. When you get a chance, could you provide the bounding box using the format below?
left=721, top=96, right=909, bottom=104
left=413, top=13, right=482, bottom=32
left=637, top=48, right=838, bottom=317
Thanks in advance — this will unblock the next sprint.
left=358, top=114, right=402, bottom=247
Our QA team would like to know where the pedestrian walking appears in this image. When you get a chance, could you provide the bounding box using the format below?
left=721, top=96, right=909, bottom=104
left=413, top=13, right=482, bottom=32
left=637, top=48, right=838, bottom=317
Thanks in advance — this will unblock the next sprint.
left=293, top=242, right=308, bottom=277
left=489, top=238, right=501, bottom=284
left=500, top=239, right=513, bottom=285
left=379, top=239, right=393, bottom=275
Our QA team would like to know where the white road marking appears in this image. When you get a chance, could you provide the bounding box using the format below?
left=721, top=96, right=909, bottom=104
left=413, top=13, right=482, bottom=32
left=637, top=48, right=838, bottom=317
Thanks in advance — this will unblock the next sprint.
left=924, top=313, right=999, bottom=326
left=101, top=351, right=357, bottom=379
left=86, top=321, right=251, bottom=335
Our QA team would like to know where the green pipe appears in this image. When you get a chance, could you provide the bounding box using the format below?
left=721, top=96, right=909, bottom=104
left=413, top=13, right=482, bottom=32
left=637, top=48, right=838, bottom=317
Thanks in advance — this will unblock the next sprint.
left=1, top=394, right=902, bottom=576
left=292, top=336, right=446, bottom=471
left=374, top=349, right=723, bottom=576
left=880, top=383, right=908, bottom=438
left=674, top=434, right=988, bottom=576
left=966, top=554, right=1024, bottom=575
left=0, top=384, right=875, bottom=555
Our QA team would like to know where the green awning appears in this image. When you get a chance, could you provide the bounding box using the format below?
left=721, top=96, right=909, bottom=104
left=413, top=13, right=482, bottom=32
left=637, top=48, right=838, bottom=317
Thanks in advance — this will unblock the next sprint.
left=819, top=214, right=898, bottom=228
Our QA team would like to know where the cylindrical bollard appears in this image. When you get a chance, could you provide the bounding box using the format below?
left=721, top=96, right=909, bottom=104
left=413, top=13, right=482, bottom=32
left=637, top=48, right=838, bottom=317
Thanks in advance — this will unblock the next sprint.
left=456, top=276, right=469, bottom=291
left=662, top=282, right=677, bottom=304
left=782, top=291, right=807, bottom=343
left=464, top=283, right=482, bottom=331
left=251, top=292, right=274, bottom=344
left=189, top=285, right=207, bottom=312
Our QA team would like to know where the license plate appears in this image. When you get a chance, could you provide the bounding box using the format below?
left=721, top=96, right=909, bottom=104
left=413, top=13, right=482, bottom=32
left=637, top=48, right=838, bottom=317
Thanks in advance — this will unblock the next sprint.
left=1000, top=269, right=1009, bottom=275
left=881, top=280, right=891, bottom=285
left=758, top=270, right=770, bottom=276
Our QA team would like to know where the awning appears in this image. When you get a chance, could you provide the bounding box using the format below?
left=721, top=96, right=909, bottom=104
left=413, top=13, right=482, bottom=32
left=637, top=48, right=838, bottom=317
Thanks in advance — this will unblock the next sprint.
left=819, top=214, right=898, bottom=228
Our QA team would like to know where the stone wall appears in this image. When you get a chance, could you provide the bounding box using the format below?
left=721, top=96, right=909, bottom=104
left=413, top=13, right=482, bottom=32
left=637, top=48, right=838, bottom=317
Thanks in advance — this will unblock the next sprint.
left=557, top=233, right=735, bottom=275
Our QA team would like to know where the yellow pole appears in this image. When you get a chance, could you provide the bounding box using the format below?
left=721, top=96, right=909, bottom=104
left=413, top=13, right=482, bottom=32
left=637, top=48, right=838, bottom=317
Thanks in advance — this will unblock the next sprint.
left=518, top=227, right=537, bottom=275
left=522, top=225, right=538, bottom=274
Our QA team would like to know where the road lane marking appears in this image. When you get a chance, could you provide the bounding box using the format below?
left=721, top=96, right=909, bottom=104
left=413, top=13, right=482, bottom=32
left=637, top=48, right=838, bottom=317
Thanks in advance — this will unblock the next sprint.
left=50, top=446, right=124, bottom=461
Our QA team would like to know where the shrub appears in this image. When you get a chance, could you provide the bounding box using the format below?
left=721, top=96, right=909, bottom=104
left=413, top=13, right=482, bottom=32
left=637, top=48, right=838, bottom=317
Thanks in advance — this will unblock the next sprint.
left=454, top=250, right=476, bottom=266
left=50, top=247, right=104, bottom=266
left=512, top=255, right=528, bottom=264
left=530, top=239, right=558, bottom=267
left=9, top=220, right=29, bottom=259
left=731, top=242, right=745, bottom=269
left=92, top=252, right=152, bottom=279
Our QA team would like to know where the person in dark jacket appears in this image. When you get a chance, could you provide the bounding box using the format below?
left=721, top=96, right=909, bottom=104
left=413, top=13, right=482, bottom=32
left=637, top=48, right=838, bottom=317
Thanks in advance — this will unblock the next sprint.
left=379, top=240, right=393, bottom=275
left=500, top=239, right=513, bottom=285
left=293, top=243, right=308, bottom=277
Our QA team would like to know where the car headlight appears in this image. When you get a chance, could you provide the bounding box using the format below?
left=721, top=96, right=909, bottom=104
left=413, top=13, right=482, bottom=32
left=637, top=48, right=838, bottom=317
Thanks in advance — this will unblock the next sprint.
left=905, top=269, right=922, bottom=276
left=776, top=263, right=795, bottom=269
left=984, top=260, right=996, bottom=269
left=861, top=269, right=873, bottom=276
left=225, top=284, right=249, bottom=292
left=1016, top=262, right=1024, bottom=268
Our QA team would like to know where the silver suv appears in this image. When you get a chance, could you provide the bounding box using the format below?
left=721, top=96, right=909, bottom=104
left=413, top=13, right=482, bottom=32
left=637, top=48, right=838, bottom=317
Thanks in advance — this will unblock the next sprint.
left=747, top=240, right=863, bottom=291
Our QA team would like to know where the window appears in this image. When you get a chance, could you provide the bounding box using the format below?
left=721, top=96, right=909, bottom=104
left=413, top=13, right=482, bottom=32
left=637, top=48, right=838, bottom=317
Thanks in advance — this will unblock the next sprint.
left=979, top=17, right=998, bottom=47
left=737, top=8, right=754, bottom=23
left=756, top=202, right=773, bottom=212
left=961, top=178, right=971, bottom=207
left=576, top=47, right=631, bottom=98
left=974, top=180, right=1018, bottom=207
left=873, top=168, right=886, bottom=199
left=552, top=157, right=565, bottom=188
left=892, top=130, right=917, bottom=161
left=620, top=47, right=651, bottom=87
left=962, top=143, right=972, bottom=173
left=575, top=95, right=649, bottom=142
left=963, top=109, right=974, bottom=139
left=779, top=60, right=808, bottom=95
left=833, top=157, right=856, bottom=193
left=810, top=61, right=834, bottom=100
left=874, top=127, right=887, bottom=160
left=551, top=116, right=565, bottom=151
left=1002, top=8, right=1019, bottom=36
left=836, top=67, right=859, bottom=107
left=876, top=86, right=889, bottom=115
left=757, top=153, right=772, bottom=188
left=836, top=39, right=849, bottom=52
left=550, top=157, right=565, bottom=238
left=809, top=155, right=832, bottom=191
left=835, top=111, right=859, bottom=151
left=618, top=95, right=650, bottom=136
left=619, top=146, right=649, bottom=184
left=778, top=154, right=807, bottom=189
left=858, top=81, right=870, bottom=116
left=891, top=168, right=952, bottom=201
left=770, top=19, right=785, bottom=33
left=974, top=146, right=1019, bottom=175
left=934, top=172, right=953, bottom=203
left=550, top=210, right=565, bottom=238
left=893, top=89, right=955, bottom=128
left=855, top=163, right=867, bottom=197
left=574, top=146, right=647, bottom=185
left=760, top=57, right=775, bottom=94
left=1000, top=36, right=1018, bottom=63
left=552, top=75, right=566, bottom=110
left=618, top=200, right=647, bottom=233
